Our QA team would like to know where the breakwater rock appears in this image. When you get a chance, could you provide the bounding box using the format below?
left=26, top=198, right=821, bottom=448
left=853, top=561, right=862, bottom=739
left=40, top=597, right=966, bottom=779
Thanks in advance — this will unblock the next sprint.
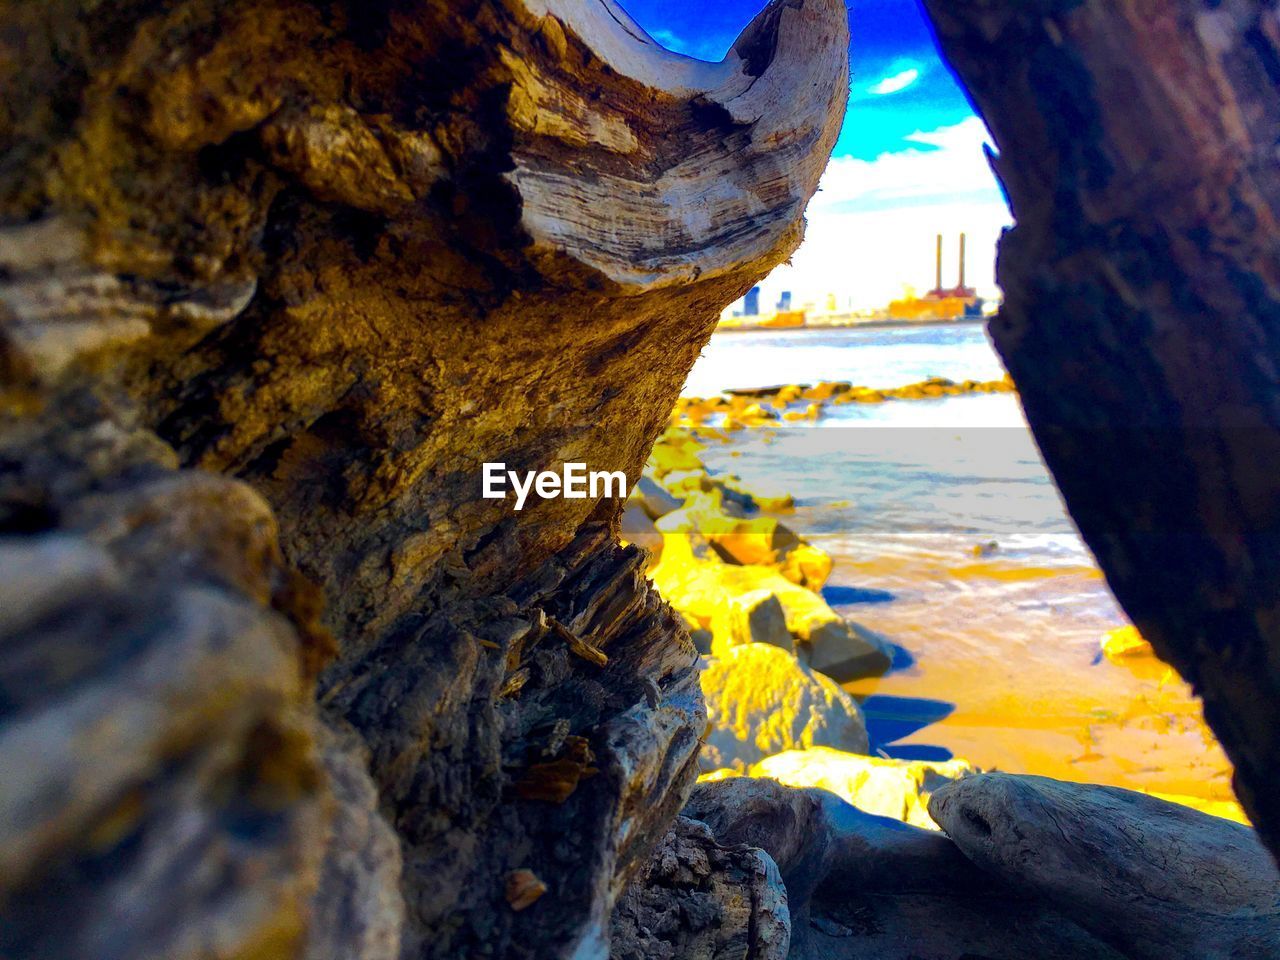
left=673, top=376, right=1016, bottom=431
left=633, top=428, right=893, bottom=686
left=699, top=644, right=870, bottom=773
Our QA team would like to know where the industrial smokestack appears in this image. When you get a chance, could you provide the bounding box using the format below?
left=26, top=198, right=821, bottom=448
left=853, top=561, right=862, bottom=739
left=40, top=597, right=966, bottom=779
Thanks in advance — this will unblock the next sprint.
left=936, top=234, right=944, bottom=292
left=959, top=233, right=967, bottom=289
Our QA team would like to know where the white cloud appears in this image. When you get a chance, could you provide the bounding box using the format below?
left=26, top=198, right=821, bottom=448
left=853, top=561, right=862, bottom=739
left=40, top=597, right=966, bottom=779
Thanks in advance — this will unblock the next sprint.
left=649, top=27, right=728, bottom=63
left=747, top=118, right=1013, bottom=314
left=650, top=28, right=684, bottom=49
left=868, top=68, right=920, bottom=96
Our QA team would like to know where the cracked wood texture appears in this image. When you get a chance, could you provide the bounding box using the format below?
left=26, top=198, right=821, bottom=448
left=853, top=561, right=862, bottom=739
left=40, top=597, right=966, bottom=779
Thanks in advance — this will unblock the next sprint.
left=0, top=1, right=848, bottom=958
left=921, top=0, right=1280, bottom=858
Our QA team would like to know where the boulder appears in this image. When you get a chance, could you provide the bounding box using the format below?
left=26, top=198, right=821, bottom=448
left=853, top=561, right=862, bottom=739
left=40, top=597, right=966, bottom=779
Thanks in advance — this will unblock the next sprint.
left=646, top=431, right=708, bottom=479
left=706, top=514, right=796, bottom=566
left=777, top=542, right=835, bottom=591
left=653, top=534, right=889, bottom=682
left=654, top=488, right=742, bottom=533
left=834, top=388, right=887, bottom=405
left=710, top=589, right=794, bottom=656
left=929, top=773, right=1280, bottom=960
left=659, top=469, right=713, bottom=499
left=1101, top=624, right=1154, bottom=661
left=781, top=403, right=822, bottom=422
left=719, top=475, right=795, bottom=513
left=742, top=402, right=778, bottom=422
left=773, top=384, right=806, bottom=405
left=683, top=502, right=834, bottom=592
left=802, top=381, right=851, bottom=402
left=699, top=644, right=868, bottom=772
left=800, top=617, right=893, bottom=685
left=751, top=747, right=973, bottom=830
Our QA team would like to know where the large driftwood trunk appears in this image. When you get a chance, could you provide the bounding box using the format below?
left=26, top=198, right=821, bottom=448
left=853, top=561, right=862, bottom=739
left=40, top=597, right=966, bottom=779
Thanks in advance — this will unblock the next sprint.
left=920, top=1, right=1280, bottom=855
left=0, top=2, right=848, bottom=958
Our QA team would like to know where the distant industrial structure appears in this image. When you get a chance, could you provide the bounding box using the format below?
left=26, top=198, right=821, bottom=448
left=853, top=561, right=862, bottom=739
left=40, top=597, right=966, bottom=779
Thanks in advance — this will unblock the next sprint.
left=886, top=233, right=985, bottom=322
left=719, top=233, right=993, bottom=331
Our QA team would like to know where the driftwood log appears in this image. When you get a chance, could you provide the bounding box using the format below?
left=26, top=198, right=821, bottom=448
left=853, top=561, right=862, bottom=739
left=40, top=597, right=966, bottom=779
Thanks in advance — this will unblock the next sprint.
left=920, top=0, right=1280, bottom=855
left=0, top=1, right=847, bottom=958
left=618, top=771, right=1279, bottom=959
left=674, top=777, right=1127, bottom=960
left=929, top=773, right=1280, bottom=960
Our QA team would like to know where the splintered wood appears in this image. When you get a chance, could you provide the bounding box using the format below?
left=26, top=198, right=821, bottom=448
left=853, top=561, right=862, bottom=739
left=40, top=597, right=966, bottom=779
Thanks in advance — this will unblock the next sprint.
left=549, top=617, right=609, bottom=667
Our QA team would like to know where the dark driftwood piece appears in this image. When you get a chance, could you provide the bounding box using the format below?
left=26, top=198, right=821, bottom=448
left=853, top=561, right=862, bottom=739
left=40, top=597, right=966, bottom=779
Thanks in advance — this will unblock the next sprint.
left=921, top=0, right=1280, bottom=855
left=0, top=1, right=847, bottom=958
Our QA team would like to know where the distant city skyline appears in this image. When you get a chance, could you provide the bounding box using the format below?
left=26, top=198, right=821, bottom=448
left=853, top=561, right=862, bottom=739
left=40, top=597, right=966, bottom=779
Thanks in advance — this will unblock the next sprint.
left=616, top=0, right=1013, bottom=312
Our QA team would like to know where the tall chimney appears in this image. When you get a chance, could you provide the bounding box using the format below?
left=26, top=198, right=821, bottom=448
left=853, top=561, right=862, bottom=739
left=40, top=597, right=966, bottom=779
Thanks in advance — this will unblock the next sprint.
left=935, top=234, right=944, bottom=292
left=959, top=232, right=967, bottom=290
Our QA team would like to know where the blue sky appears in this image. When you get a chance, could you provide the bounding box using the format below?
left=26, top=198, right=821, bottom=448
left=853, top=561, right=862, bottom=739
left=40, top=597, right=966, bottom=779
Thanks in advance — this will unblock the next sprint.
left=618, top=0, right=976, bottom=159
left=616, top=0, right=1012, bottom=309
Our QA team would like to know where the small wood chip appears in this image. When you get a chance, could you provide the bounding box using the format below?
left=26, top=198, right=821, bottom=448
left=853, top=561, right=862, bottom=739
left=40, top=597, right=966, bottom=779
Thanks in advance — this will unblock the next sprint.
left=549, top=617, right=608, bottom=667
left=514, top=736, right=598, bottom=803
left=499, top=667, right=530, bottom=699
left=507, top=610, right=548, bottom=672
left=505, top=869, right=547, bottom=911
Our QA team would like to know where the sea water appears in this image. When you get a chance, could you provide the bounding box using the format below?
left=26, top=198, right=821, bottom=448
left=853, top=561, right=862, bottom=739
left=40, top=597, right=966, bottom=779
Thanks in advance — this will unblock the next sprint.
left=682, top=323, right=1236, bottom=806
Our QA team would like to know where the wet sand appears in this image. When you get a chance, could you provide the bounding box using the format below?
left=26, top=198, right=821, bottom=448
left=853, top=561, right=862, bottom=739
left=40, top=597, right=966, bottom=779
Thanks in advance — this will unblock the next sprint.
left=831, top=542, right=1242, bottom=817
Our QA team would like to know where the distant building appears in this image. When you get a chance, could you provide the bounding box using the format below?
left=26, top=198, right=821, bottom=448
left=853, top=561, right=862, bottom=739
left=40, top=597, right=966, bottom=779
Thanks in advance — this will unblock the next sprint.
left=885, top=233, right=984, bottom=323
left=777, top=290, right=792, bottom=312
left=744, top=286, right=761, bottom=317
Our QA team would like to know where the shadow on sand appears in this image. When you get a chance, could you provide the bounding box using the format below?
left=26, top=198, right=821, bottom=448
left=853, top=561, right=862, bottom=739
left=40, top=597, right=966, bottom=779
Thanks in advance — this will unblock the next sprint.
left=823, top=584, right=897, bottom=606
left=861, top=693, right=957, bottom=762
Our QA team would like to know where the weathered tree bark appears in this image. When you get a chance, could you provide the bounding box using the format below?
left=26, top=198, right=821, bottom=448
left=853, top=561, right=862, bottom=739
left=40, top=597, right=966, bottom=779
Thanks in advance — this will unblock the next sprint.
left=920, top=0, right=1280, bottom=855
left=0, top=1, right=848, bottom=958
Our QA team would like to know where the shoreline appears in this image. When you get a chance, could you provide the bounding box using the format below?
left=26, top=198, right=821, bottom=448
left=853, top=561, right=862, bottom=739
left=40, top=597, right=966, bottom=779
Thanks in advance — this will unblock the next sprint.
left=713, top=316, right=992, bottom=335
left=634, top=374, right=1245, bottom=823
